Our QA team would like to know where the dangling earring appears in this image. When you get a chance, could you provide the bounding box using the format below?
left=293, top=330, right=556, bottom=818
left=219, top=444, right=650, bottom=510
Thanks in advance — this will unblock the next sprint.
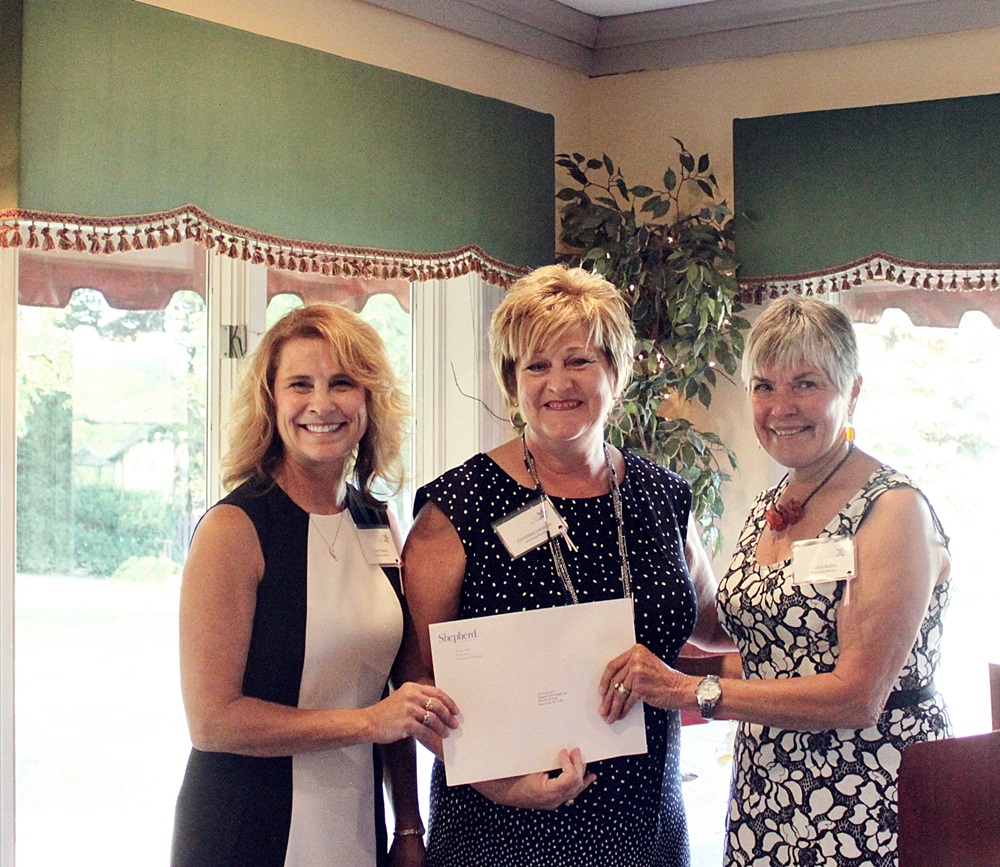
left=844, top=419, right=856, bottom=443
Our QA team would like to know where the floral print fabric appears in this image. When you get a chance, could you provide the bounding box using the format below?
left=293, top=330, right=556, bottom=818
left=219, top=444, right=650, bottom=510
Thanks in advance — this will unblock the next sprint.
left=717, top=466, right=951, bottom=866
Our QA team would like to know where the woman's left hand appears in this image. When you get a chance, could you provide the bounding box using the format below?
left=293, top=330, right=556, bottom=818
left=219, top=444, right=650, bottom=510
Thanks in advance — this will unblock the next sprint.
left=388, top=831, right=425, bottom=867
left=599, top=643, right=687, bottom=723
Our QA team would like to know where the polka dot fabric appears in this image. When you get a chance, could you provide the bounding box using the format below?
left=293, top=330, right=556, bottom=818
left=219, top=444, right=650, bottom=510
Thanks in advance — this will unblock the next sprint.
left=414, top=450, right=698, bottom=867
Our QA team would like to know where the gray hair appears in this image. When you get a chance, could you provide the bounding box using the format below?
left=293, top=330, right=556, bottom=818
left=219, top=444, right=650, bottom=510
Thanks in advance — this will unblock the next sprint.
left=741, top=296, right=860, bottom=395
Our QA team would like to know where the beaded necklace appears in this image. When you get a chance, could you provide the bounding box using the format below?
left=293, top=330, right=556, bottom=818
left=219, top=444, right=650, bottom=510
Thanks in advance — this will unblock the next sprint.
left=765, top=443, right=855, bottom=532
left=521, top=432, right=632, bottom=604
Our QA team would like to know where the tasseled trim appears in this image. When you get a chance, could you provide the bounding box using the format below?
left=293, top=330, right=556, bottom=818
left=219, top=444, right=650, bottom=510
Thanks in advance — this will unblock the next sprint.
left=0, top=204, right=527, bottom=289
left=739, top=252, right=1000, bottom=308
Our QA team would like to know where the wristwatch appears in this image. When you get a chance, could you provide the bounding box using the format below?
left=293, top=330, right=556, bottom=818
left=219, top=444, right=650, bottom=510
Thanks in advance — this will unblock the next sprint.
left=695, top=674, right=722, bottom=720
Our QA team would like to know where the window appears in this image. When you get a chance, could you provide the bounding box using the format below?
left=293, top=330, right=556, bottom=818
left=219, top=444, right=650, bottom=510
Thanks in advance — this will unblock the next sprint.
left=1, top=240, right=507, bottom=866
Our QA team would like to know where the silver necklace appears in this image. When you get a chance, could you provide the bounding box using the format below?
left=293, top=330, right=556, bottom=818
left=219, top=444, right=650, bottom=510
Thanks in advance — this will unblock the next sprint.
left=521, top=432, right=632, bottom=604
left=310, top=511, right=346, bottom=559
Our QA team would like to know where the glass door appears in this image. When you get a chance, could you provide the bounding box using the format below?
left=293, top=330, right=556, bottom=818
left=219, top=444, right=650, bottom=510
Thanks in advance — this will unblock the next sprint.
left=13, top=242, right=206, bottom=865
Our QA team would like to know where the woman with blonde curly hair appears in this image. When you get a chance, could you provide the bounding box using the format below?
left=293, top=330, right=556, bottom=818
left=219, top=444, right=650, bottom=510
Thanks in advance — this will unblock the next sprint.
left=172, top=303, right=458, bottom=867
left=403, top=265, right=724, bottom=866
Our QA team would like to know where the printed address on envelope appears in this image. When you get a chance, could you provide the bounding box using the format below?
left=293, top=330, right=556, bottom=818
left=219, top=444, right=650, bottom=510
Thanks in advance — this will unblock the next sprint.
left=429, top=597, right=647, bottom=786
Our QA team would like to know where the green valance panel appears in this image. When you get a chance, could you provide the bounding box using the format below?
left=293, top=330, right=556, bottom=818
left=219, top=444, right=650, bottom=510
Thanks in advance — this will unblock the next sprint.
left=733, top=93, right=1000, bottom=279
left=8, top=0, right=554, bottom=267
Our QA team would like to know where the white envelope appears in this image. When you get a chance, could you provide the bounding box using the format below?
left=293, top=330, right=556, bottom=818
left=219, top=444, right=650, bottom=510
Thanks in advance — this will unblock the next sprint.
left=429, top=597, right=647, bottom=786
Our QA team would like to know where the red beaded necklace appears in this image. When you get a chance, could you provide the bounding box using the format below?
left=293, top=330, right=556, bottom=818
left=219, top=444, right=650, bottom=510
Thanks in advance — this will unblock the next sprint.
left=764, top=443, right=856, bottom=532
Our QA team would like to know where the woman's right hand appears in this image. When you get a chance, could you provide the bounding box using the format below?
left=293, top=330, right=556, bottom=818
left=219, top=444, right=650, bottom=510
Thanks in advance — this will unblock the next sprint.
left=367, top=682, right=460, bottom=745
left=471, top=748, right=596, bottom=810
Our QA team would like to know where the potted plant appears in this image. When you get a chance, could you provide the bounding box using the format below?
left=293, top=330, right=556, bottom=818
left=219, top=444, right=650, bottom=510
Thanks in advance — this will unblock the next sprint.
left=556, top=140, right=748, bottom=555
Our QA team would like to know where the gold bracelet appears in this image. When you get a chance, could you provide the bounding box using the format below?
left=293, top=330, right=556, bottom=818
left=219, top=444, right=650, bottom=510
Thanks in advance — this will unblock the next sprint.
left=393, top=827, right=424, bottom=837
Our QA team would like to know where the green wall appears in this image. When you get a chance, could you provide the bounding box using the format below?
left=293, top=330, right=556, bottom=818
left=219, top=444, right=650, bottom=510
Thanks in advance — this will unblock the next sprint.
left=13, top=0, right=554, bottom=266
left=734, top=94, right=1000, bottom=277
left=0, top=0, right=23, bottom=210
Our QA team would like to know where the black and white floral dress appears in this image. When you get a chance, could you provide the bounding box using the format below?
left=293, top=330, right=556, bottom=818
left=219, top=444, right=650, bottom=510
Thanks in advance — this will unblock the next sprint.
left=717, top=466, right=951, bottom=867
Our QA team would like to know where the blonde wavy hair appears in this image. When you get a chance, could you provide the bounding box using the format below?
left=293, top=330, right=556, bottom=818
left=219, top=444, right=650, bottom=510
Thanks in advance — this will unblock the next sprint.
left=222, top=303, right=408, bottom=499
left=489, top=264, right=635, bottom=417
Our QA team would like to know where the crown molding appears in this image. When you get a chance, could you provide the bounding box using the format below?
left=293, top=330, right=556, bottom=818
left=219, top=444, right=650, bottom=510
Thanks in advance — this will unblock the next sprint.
left=360, top=0, right=1000, bottom=76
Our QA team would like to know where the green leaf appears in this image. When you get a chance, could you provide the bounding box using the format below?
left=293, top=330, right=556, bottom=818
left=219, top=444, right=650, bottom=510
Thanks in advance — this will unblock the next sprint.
left=630, top=185, right=654, bottom=197
left=697, top=153, right=710, bottom=173
left=680, top=150, right=695, bottom=172
left=663, top=168, right=677, bottom=191
left=696, top=179, right=714, bottom=198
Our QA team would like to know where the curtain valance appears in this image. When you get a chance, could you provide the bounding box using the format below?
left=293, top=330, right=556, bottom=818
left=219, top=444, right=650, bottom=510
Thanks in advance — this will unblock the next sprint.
left=738, top=251, right=1000, bottom=327
left=3, top=205, right=527, bottom=311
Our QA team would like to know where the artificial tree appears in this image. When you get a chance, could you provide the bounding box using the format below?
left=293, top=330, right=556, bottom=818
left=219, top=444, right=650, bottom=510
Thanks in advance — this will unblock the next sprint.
left=556, top=140, right=748, bottom=555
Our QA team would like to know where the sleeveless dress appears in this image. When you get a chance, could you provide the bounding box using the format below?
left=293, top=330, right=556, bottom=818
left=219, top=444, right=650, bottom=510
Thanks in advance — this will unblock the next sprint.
left=717, top=466, right=951, bottom=867
left=415, top=450, right=698, bottom=867
left=171, top=478, right=404, bottom=867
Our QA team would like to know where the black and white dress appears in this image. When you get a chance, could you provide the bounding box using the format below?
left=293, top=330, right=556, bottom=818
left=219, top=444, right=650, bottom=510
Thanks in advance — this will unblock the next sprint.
left=717, top=466, right=951, bottom=867
left=171, top=478, right=403, bottom=867
left=415, top=450, right=698, bottom=867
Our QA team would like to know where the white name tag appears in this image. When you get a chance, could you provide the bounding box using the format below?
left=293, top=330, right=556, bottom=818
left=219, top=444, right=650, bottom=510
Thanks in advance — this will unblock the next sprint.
left=357, top=527, right=401, bottom=567
left=492, top=496, right=575, bottom=559
left=791, top=536, right=856, bottom=586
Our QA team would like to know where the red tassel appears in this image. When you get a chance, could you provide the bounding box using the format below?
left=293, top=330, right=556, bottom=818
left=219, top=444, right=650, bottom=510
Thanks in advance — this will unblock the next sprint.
left=251, top=246, right=264, bottom=266
left=89, top=233, right=101, bottom=255
left=26, top=224, right=40, bottom=249
left=145, top=227, right=159, bottom=249
left=158, top=226, right=171, bottom=247
left=203, top=232, right=215, bottom=250
left=298, top=255, right=308, bottom=273
left=41, top=227, right=55, bottom=251
left=277, top=251, right=286, bottom=270
left=103, top=233, right=114, bottom=254
left=117, top=230, right=132, bottom=252
left=227, top=239, right=239, bottom=259
left=0, top=227, right=8, bottom=249
left=184, top=218, right=195, bottom=240
left=132, top=228, right=144, bottom=250
left=171, top=224, right=182, bottom=244
left=73, top=229, right=86, bottom=252
left=978, top=273, right=986, bottom=290
left=10, top=223, right=23, bottom=247
left=321, top=259, right=331, bottom=276
left=241, top=241, right=251, bottom=261
left=266, top=248, right=276, bottom=267
left=216, top=236, right=228, bottom=256
left=310, top=255, right=319, bottom=273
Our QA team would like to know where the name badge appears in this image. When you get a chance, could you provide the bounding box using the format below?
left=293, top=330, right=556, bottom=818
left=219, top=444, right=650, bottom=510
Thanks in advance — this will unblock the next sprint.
left=791, top=536, right=856, bottom=587
left=357, top=527, right=402, bottom=567
left=492, top=496, right=576, bottom=559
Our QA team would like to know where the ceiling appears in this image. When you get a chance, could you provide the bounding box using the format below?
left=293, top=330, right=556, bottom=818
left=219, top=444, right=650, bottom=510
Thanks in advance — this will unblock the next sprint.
left=359, top=0, right=1000, bottom=77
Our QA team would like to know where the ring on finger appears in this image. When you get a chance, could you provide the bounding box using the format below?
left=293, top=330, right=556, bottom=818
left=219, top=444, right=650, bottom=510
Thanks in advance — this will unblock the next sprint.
left=615, top=682, right=630, bottom=697
left=421, top=709, right=431, bottom=726
left=425, top=697, right=434, bottom=711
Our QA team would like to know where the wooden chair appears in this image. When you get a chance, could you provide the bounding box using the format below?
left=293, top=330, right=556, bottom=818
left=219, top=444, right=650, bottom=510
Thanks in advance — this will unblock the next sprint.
left=897, top=729, right=1000, bottom=866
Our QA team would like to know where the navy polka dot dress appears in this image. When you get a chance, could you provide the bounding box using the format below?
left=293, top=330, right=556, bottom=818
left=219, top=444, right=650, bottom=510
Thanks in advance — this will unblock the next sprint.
left=414, top=449, right=698, bottom=867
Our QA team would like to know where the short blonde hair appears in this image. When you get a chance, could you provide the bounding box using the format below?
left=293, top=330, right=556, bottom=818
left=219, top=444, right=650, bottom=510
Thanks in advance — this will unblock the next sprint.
left=489, top=265, right=636, bottom=416
left=742, top=295, right=860, bottom=395
left=222, top=303, right=408, bottom=498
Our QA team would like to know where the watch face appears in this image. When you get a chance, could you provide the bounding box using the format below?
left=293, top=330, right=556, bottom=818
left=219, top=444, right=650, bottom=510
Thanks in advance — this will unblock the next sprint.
left=697, top=678, right=722, bottom=703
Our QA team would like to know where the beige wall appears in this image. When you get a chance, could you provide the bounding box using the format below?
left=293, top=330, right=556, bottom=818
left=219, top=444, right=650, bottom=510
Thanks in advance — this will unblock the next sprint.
left=588, top=26, right=1000, bottom=561
left=137, top=0, right=1000, bottom=564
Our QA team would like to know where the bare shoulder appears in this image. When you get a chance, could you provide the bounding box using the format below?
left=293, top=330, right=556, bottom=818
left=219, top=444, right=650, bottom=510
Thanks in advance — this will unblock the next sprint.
left=406, top=498, right=462, bottom=551
left=184, top=503, right=263, bottom=588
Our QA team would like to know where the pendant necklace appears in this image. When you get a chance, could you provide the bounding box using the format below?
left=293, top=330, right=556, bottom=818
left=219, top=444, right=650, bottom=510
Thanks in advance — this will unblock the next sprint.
left=765, top=443, right=856, bottom=533
left=521, top=432, right=632, bottom=604
left=310, top=511, right=346, bottom=559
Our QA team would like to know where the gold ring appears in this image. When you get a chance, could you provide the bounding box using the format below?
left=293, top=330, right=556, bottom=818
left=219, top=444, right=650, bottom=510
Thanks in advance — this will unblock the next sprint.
left=425, top=697, right=434, bottom=710
left=615, top=682, right=630, bottom=696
